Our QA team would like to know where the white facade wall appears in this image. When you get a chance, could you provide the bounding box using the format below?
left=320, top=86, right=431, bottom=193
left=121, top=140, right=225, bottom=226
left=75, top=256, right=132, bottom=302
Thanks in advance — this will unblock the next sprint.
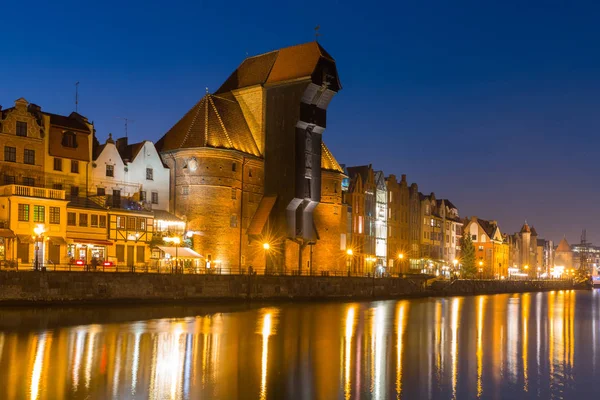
left=91, top=142, right=140, bottom=197
left=125, top=141, right=170, bottom=211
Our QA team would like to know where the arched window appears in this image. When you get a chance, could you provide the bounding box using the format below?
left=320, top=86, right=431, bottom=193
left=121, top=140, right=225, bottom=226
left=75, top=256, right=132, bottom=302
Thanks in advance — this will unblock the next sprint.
left=62, top=131, right=78, bottom=148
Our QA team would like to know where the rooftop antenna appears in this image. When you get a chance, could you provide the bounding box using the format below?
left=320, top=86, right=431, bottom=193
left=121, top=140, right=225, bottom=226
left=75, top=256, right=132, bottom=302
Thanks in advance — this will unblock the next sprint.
left=115, top=117, right=134, bottom=138
left=75, top=81, right=80, bottom=113
left=314, top=25, right=321, bottom=42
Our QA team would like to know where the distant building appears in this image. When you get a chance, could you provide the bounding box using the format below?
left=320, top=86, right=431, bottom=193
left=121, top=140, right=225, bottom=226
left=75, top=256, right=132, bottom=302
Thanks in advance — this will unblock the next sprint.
left=463, top=216, right=510, bottom=278
left=554, top=237, right=573, bottom=273
left=437, top=199, right=463, bottom=264
left=374, top=171, right=387, bottom=269
left=385, top=174, right=410, bottom=273
left=346, top=165, right=376, bottom=273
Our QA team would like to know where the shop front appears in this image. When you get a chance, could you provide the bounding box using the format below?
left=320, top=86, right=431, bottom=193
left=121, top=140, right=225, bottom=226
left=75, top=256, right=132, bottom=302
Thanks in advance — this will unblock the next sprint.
left=67, top=239, right=112, bottom=268
left=153, top=246, right=203, bottom=273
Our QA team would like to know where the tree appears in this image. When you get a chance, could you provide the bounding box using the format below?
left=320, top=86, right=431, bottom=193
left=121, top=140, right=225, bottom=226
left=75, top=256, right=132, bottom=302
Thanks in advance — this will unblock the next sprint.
left=461, top=233, right=477, bottom=278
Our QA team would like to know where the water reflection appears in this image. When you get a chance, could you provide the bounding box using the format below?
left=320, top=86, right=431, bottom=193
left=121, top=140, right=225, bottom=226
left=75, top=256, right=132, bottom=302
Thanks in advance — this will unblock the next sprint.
left=0, top=290, right=596, bottom=399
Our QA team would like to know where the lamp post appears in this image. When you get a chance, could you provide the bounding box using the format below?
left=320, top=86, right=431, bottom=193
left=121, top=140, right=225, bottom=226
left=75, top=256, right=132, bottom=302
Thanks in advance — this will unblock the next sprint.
left=453, top=259, right=458, bottom=279
left=524, top=264, right=529, bottom=280
left=479, top=260, right=484, bottom=279
left=263, top=242, right=270, bottom=274
left=33, top=224, right=45, bottom=272
left=346, top=248, right=353, bottom=276
left=537, top=266, right=541, bottom=279
left=398, top=253, right=404, bottom=276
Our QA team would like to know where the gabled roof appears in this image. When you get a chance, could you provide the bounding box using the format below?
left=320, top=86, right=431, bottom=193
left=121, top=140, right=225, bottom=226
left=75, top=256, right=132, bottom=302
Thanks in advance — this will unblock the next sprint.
left=556, top=237, right=571, bottom=253
left=156, top=92, right=261, bottom=156
left=44, top=111, right=90, bottom=132
left=119, top=141, right=144, bottom=162
left=437, top=199, right=458, bottom=210
left=321, top=142, right=343, bottom=173
left=216, top=42, right=340, bottom=94
left=347, top=165, right=372, bottom=186
left=477, top=218, right=497, bottom=239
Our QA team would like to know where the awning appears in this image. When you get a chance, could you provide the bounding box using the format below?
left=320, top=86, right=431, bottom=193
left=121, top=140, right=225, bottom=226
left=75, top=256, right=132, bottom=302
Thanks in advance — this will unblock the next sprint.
left=68, top=238, right=113, bottom=246
left=157, top=246, right=203, bottom=259
left=48, top=236, right=67, bottom=245
left=17, top=234, right=34, bottom=243
left=247, top=195, right=277, bottom=235
left=0, top=229, right=15, bottom=238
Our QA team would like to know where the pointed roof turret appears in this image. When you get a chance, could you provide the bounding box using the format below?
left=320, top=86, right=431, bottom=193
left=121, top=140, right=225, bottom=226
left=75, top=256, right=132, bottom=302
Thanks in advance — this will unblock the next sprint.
left=530, top=226, right=538, bottom=236
left=520, top=222, right=531, bottom=234
left=556, top=237, right=571, bottom=253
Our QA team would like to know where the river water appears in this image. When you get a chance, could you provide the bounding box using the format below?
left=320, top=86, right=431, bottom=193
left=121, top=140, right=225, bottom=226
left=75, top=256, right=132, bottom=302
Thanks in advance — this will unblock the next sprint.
left=0, top=290, right=598, bottom=399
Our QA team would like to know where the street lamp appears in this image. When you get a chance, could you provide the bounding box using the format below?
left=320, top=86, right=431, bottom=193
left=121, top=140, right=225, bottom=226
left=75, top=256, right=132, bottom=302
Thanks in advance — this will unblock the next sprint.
left=537, top=266, right=541, bottom=279
left=33, top=224, right=45, bottom=271
left=479, top=260, right=484, bottom=279
left=263, top=242, right=270, bottom=273
left=398, top=253, right=404, bottom=275
left=453, top=259, right=458, bottom=279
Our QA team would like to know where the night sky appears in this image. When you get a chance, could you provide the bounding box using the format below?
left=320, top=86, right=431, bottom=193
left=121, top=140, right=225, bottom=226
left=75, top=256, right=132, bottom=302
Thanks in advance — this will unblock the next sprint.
left=2, top=1, right=599, bottom=244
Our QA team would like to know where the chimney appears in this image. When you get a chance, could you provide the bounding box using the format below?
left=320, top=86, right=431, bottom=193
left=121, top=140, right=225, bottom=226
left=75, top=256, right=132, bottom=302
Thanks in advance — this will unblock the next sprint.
left=116, top=137, right=128, bottom=153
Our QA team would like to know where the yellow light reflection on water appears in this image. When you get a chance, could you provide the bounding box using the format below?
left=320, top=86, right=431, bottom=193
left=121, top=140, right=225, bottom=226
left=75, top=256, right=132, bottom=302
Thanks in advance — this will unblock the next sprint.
left=396, top=301, right=408, bottom=399
left=260, top=312, right=273, bottom=400
left=476, top=296, right=486, bottom=398
left=30, top=333, right=48, bottom=400
left=522, top=293, right=530, bottom=392
left=344, top=306, right=356, bottom=400
left=450, top=298, right=461, bottom=400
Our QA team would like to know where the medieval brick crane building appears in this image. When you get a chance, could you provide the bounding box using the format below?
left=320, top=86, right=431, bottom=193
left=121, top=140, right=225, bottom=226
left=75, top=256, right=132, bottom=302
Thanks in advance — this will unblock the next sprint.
left=156, top=42, right=346, bottom=273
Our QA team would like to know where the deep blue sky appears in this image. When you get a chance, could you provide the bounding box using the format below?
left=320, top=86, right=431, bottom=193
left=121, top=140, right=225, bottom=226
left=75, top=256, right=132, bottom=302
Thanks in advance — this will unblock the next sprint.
left=2, top=1, right=599, bottom=244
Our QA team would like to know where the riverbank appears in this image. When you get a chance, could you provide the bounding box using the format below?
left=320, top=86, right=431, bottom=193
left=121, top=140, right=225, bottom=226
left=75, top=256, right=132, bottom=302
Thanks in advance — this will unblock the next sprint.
left=0, top=271, right=577, bottom=305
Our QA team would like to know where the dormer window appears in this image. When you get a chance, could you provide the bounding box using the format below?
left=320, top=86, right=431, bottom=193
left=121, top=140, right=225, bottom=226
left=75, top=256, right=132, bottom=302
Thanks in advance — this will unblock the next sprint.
left=62, top=131, right=78, bottom=148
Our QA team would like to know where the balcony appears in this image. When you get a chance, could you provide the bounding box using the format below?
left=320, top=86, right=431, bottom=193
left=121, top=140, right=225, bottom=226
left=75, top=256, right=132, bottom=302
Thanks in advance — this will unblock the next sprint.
left=1, top=184, right=65, bottom=200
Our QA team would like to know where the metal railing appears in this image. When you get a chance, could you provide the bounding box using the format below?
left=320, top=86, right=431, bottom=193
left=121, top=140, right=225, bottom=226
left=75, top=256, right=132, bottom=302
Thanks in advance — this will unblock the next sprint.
left=0, top=261, right=433, bottom=278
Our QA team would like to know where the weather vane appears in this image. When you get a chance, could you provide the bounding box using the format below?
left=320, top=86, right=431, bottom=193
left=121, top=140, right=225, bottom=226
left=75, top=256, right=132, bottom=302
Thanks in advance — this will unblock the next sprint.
left=315, top=25, right=321, bottom=42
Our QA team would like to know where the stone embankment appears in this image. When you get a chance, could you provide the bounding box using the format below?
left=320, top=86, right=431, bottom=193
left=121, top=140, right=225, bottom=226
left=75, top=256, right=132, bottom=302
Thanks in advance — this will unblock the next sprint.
left=0, top=271, right=576, bottom=305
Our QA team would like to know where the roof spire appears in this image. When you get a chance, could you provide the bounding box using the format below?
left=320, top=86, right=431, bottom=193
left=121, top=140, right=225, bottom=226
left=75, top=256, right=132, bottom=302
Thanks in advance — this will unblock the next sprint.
left=205, top=87, right=209, bottom=95
left=314, top=25, right=321, bottom=42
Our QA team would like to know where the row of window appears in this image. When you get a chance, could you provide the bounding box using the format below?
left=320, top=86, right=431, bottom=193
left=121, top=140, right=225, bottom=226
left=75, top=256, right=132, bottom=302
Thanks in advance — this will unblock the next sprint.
left=53, top=158, right=80, bottom=173
left=4, top=175, right=35, bottom=186
left=115, top=216, right=147, bottom=231
left=4, top=146, right=35, bottom=165
left=67, top=212, right=107, bottom=228
left=104, top=165, right=154, bottom=180
left=96, top=188, right=159, bottom=204
left=18, top=204, right=60, bottom=224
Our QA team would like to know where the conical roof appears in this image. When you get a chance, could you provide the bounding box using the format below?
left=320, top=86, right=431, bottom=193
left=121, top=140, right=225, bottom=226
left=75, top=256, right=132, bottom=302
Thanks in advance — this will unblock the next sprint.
left=520, top=222, right=531, bottom=233
left=556, top=237, right=571, bottom=253
left=321, top=142, right=343, bottom=173
left=530, top=226, right=538, bottom=236
left=157, top=92, right=261, bottom=156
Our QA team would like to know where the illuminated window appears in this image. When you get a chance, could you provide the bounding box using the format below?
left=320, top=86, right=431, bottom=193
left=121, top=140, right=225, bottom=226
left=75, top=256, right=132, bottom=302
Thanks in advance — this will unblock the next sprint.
left=18, top=204, right=29, bottom=221
left=127, top=217, right=136, bottom=230
left=79, top=213, right=88, bottom=227
left=91, top=215, right=98, bottom=227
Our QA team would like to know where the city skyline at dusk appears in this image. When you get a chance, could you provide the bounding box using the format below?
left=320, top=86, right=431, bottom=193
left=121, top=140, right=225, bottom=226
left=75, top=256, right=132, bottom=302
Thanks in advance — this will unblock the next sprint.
left=2, top=1, right=599, bottom=244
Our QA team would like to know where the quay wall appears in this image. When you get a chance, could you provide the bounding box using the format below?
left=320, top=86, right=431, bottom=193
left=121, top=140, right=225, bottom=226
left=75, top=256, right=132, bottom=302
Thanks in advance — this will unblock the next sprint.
left=0, top=272, right=575, bottom=305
